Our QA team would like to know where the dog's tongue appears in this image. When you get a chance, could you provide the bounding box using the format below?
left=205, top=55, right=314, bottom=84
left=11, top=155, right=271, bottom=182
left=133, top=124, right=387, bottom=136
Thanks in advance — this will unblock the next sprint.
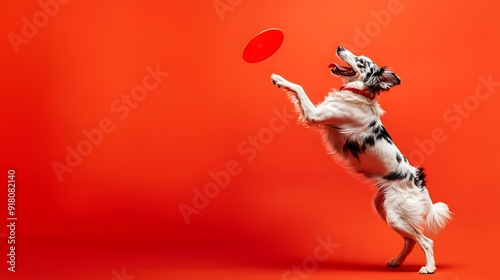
left=329, top=62, right=351, bottom=71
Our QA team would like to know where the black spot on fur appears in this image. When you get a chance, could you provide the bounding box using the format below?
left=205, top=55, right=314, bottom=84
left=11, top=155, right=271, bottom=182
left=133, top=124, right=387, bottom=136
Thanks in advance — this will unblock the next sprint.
left=376, top=66, right=386, bottom=76
left=396, top=153, right=402, bottom=163
left=364, top=135, right=375, bottom=146
left=365, top=71, right=373, bottom=81
left=414, top=167, right=427, bottom=188
left=383, top=171, right=408, bottom=181
left=343, top=139, right=366, bottom=161
left=380, top=126, right=393, bottom=142
left=373, top=125, right=393, bottom=144
left=368, top=120, right=377, bottom=128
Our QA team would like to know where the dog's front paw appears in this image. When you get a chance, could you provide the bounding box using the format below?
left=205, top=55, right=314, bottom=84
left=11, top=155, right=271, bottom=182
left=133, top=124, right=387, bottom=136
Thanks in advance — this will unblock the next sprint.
left=418, top=266, right=436, bottom=274
left=271, top=73, right=287, bottom=88
left=386, top=258, right=402, bottom=268
left=271, top=73, right=301, bottom=93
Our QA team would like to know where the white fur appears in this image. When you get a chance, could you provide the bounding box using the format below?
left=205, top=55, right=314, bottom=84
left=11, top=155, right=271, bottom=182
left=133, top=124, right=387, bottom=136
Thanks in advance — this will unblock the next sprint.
left=271, top=47, right=451, bottom=274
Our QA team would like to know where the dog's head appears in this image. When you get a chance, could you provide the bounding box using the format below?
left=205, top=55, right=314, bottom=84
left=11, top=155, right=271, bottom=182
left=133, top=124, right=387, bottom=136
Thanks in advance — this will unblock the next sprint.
left=329, top=46, right=401, bottom=95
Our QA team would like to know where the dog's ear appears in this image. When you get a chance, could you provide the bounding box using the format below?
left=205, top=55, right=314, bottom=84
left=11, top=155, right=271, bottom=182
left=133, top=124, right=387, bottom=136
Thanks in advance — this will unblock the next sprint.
left=366, top=67, right=401, bottom=93
left=379, top=68, right=401, bottom=89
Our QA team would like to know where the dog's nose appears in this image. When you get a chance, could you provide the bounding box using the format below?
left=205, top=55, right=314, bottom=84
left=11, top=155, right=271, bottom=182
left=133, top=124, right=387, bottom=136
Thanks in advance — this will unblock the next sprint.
left=337, top=46, right=346, bottom=52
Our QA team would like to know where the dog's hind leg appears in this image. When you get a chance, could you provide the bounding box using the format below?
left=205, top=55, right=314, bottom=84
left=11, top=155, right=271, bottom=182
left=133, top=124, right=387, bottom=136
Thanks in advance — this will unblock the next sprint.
left=386, top=236, right=416, bottom=267
left=384, top=210, right=436, bottom=274
left=413, top=233, right=436, bottom=274
left=374, top=191, right=417, bottom=268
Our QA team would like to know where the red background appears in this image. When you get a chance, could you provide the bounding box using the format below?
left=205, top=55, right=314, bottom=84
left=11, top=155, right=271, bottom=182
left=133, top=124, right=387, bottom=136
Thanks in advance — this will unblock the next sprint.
left=1, top=0, right=500, bottom=279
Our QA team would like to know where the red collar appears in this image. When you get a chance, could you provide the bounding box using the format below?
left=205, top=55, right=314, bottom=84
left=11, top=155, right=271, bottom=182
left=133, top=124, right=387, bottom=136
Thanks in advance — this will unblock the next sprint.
left=340, top=86, right=375, bottom=100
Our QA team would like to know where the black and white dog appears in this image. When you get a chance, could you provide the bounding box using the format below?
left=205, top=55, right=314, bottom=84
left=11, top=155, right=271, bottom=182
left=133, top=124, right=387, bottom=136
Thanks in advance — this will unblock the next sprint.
left=271, top=46, right=451, bottom=274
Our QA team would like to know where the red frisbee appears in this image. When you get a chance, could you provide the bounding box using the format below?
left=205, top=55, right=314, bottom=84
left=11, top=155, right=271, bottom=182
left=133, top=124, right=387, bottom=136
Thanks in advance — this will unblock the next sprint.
left=242, top=28, right=284, bottom=63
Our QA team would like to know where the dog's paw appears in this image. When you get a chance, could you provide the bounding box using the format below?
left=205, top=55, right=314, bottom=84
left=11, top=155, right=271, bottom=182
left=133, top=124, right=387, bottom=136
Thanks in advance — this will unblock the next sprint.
left=386, top=258, right=402, bottom=268
left=271, top=73, right=286, bottom=88
left=418, top=266, right=436, bottom=274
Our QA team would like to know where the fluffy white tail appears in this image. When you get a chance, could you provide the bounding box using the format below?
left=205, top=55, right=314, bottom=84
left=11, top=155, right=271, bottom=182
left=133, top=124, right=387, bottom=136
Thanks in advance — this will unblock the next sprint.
left=425, top=202, right=452, bottom=235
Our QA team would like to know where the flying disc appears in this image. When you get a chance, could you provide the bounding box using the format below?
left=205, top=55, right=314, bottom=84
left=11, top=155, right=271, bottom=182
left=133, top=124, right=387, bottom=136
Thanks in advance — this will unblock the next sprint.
left=242, top=28, right=284, bottom=63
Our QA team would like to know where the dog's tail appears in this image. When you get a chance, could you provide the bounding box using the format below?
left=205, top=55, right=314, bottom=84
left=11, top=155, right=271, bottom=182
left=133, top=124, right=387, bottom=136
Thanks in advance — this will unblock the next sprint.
left=425, top=201, right=452, bottom=235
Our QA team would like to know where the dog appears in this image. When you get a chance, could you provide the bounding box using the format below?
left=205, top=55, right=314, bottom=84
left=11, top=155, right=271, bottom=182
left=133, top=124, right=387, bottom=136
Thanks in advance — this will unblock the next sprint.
left=271, top=46, right=451, bottom=274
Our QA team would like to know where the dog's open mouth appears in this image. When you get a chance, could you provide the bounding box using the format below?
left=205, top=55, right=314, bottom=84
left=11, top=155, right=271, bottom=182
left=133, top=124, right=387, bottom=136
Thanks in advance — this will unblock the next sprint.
left=329, top=62, right=356, bottom=77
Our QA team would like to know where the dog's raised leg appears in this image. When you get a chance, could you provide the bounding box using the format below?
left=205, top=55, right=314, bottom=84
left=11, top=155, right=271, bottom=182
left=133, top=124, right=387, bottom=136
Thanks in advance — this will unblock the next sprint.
left=271, top=73, right=316, bottom=118
left=271, top=74, right=342, bottom=125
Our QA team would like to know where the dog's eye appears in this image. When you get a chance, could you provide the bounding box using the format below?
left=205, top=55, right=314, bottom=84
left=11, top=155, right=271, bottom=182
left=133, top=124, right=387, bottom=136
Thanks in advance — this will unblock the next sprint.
left=356, top=58, right=366, bottom=69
